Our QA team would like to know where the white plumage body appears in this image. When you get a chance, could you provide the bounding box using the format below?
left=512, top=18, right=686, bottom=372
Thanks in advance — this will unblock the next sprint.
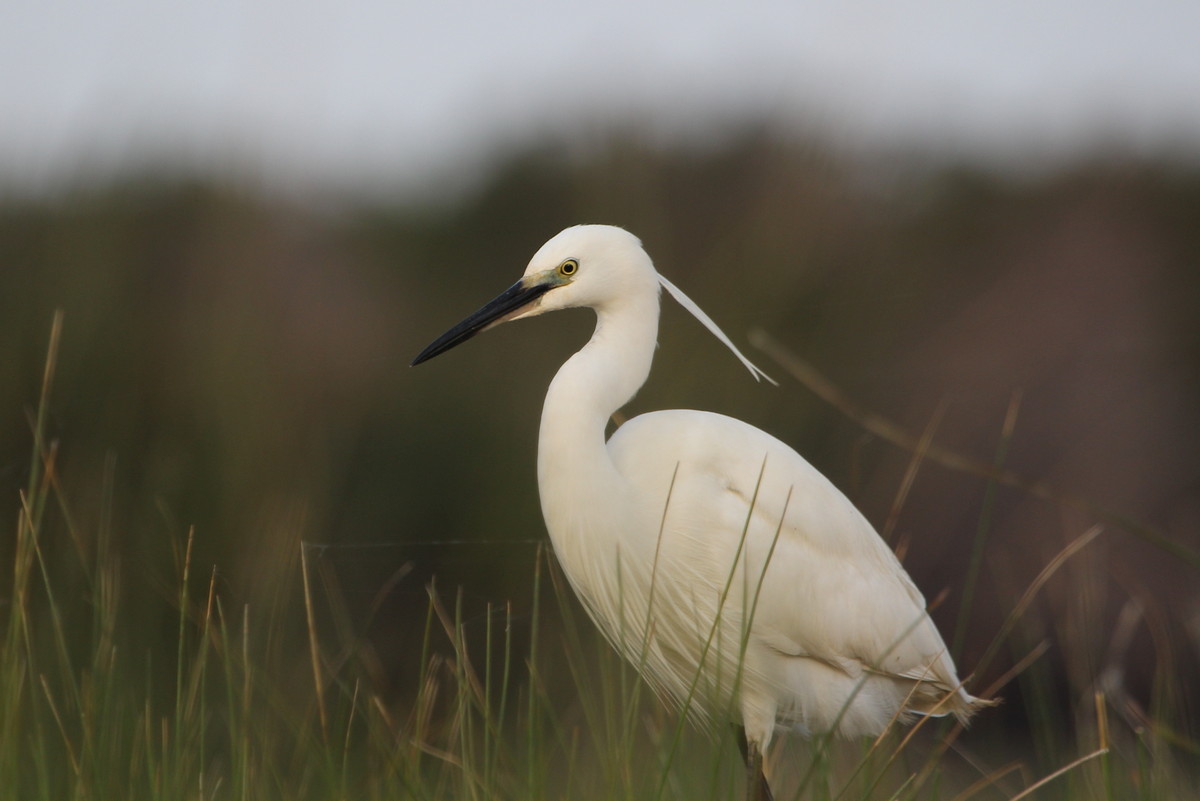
left=547, top=406, right=974, bottom=747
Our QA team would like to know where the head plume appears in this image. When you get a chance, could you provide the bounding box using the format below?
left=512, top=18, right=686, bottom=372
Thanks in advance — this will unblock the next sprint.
left=657, top=274, right=776, bottom=385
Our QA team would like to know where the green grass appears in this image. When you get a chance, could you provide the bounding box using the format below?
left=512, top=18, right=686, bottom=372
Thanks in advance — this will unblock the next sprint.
left=2, top=317, right=1198, bottom=800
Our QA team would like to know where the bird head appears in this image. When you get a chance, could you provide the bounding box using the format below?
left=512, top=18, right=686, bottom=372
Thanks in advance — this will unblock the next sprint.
left=410, top=225, right=657, bottom=366
left=412, top=224, right=773, bottom=383
left=514, top=224, right=659, bottom=318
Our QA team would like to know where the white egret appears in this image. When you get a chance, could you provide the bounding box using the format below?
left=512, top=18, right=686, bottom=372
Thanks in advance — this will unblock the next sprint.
left=412, top=225, right=993, bottom=800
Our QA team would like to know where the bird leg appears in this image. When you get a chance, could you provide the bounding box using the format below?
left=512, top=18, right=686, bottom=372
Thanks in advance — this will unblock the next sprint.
left=735, top=725, right=774, bottom=801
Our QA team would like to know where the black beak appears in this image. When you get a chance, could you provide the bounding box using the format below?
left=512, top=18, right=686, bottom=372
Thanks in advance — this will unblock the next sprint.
left=411, top=278, right=553, bottom=366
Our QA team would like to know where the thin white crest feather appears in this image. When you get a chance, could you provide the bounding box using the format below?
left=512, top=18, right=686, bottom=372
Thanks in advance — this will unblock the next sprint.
left=657, top=274, right=777, bottom=385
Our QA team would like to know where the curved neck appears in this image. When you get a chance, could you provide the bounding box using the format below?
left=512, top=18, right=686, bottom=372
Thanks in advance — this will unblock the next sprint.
left=537, top=289, right=660, bottom=516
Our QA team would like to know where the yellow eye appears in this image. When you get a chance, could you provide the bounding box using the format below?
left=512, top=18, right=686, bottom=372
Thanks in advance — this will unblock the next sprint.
left=558, top=258, right=579, bottom=277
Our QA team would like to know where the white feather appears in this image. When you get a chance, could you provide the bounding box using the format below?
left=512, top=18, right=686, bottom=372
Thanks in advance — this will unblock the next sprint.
left=658, top=273, right=778, bottom=386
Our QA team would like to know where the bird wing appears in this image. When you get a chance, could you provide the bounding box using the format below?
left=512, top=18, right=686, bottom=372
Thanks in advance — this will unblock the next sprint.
left=608, top=409, right=962, bottom=694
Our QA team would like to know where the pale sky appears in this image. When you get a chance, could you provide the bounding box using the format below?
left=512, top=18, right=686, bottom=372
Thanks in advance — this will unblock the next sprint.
left=3, top=1, right=1199, bottom=197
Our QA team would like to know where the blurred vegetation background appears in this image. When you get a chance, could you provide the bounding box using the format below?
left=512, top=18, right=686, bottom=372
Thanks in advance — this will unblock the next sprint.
left=2, top=129, right=1199, bottom=784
